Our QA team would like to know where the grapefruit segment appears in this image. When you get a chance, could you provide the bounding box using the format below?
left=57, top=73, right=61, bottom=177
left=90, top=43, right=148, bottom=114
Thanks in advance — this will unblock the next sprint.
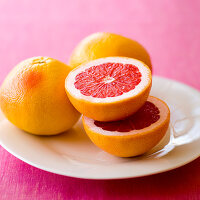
left=65, top=57, right=152, bottom=121
left=82, top=96, right=170, bottom=157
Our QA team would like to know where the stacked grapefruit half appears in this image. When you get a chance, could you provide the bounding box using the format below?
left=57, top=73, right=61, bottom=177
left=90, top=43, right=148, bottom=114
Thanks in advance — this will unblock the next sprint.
left=65, top=57, right=170, bottom=157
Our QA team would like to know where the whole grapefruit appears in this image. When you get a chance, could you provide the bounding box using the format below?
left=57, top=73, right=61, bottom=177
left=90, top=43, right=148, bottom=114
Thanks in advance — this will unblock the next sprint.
left=0, top=57, right=80, bottom=135
left=69, top=32, right=152, bottom=70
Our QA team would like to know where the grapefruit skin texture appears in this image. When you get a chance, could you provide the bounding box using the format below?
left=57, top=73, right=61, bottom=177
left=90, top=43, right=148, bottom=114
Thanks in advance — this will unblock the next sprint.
left=0, top=57, right=80, bottom=135
left=82, top=97, right=170, bottom=157
left=69, top=32, right=152, bottom=70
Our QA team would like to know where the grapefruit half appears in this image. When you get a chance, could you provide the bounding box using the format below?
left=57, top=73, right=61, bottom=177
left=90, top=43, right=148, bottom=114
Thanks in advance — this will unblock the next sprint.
left=82, top=96, right=170, bottom=157
left=65, top=57, right=152, bottom=121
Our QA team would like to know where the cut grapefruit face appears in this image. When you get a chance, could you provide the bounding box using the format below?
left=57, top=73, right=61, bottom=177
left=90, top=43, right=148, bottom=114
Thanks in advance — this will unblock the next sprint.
left=82, top=96, right=170, bottom=157
left=66, top=57, right=152, bottom=121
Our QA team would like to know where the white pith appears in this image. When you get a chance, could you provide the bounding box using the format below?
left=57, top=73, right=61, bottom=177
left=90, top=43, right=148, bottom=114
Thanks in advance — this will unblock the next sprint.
left=66, top=57, right=151, bottom=103
left=103, top=76, right=115, bottom=84
left=83, top=96, right=169, bottom=136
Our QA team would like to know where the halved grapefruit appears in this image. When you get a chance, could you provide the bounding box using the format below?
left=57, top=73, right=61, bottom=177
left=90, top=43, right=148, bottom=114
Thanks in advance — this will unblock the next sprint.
left=82, top=96, right=170, bottom=157
left=65, top=57, right=152, bottom=121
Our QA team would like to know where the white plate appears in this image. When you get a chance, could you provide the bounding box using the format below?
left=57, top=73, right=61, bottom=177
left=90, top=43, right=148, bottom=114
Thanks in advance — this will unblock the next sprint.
left=0, top=76, right=200, bottom=179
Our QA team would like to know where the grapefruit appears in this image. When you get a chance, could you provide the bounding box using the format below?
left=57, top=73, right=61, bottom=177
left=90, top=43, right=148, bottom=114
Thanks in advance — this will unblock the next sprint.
left=83, top=96, right=170, bottom=157
left=69, top=32, right=152, bottom=70
left=65, top=57, right=152, bottom=121
left=0, top=57, right=80, bottom=135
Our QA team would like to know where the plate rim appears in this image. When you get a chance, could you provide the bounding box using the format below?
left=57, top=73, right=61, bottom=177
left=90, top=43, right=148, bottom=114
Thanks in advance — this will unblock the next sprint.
left=1, top=138, right=200, bottom=180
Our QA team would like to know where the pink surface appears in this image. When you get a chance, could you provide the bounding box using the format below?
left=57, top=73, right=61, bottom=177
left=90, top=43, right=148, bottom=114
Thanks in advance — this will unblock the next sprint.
left=0, top=0, right=200, bottom=199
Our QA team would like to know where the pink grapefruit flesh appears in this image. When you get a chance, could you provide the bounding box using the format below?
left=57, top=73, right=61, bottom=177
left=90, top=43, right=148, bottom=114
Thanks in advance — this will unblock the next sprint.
left=74, top=63, right=142, bottom=98
left=94, top=101, right=160, bottom=132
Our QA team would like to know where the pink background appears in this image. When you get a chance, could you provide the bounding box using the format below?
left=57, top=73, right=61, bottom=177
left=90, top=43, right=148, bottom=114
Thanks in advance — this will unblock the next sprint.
left=0, top=0, right=200, bottom=199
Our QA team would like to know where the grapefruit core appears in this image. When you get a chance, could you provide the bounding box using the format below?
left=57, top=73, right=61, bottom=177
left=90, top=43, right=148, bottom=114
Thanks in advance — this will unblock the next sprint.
left=83, top=96, right=170, bottom=157
left=65, top=57, right=152, bottom=121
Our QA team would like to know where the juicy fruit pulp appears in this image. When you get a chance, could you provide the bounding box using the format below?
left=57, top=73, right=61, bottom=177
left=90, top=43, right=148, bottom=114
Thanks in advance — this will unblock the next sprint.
left=94, top=101, right=160, bottom=132
left=75, top=63, right=141, bottom=98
